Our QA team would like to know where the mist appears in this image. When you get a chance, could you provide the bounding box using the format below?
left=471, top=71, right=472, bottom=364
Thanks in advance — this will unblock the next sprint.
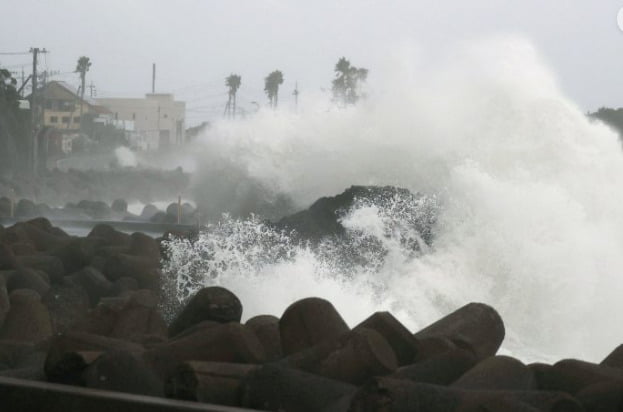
left=163, top=37, right=623, bottom=362
left=4, top=3, right=623, bottom=407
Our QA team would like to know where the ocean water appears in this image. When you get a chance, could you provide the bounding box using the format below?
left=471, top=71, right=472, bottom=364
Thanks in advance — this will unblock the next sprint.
left=163, top=36, right=623, bottom=363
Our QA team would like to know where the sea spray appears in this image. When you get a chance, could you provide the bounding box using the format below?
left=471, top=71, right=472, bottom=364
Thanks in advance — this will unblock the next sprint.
left=161, top=188, right=437, bottom=321
left=171, top=36, right=623, bottom=362
left=114, top=146, right=138, bottom=168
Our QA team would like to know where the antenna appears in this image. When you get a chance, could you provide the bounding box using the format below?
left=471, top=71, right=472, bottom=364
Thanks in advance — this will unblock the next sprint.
left=293, top=82, right=299, bottom=111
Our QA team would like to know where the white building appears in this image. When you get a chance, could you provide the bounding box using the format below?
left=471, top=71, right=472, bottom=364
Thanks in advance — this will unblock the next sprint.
left=96, top=93, right=185, bottom=151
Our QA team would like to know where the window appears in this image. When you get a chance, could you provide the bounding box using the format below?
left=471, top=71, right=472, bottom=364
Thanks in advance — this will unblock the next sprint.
left=60, top=101, right=74, bottom=111
left=132, top=112, right=136, bottom=120
left=62, top=117, right=70, bottom=124
left=50, top=116, right=58, bottom=123
left=45, top=100, right=52, bottom=110
left=163, top=113, right=168, bottom=118
left=73, top=116, right=80, bottom=123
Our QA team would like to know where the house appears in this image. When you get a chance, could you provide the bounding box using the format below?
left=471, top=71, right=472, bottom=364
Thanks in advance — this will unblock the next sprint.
left=39, top=81, right=111, bottom=154
left=42, top=81, right=109, bottom=133
left=96, top=93, right=186, bottom=151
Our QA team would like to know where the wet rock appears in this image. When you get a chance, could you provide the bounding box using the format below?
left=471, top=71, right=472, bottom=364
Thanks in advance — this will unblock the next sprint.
left=245, top=315, right=283, bottom=361
left=50, top=236, right=102, bottom=274
left=575, top=381, right=623, bottom=412
left=0, top=197, right=11, bottom=217
left=274, top=185, right=435, bottom=247
left=0, top=289, right=53, bottom=342
left=140, top=204, right=159, bottom=220
left=0, top=340, right=37, bottom=371
left=279, top=297, right=350, bottom=355
left=69, top=266, right=113, bottom=307
left=41, top=350, right=102, bottom=386
left=601, top=344, right=623, bottom=369
left=77, top=200, right=112, bottom=219
left=413, top=336, right=460, bottom=361
left=127, top=232, right=160, bottom=261
left=103, top=253, right=161, bottom=290
left=42, top=280, right=90, bottom=334
left=18, top=219, right=68, bottom=251
left=167, top=361, right=258, bottom=405
left=451, top=355, right=537, bottom=391
left=166, top=202, right=180, bottom=218
left=110, top=276, right=138, bottom=296
left=528, top=362, right=553, bottom=390
left=111, top=198, right=128, bottom=213
left=10, top=242, right=36, bottom=256
left=168, top=286, right=243, bottom=338
left=280, top=327, right=398, bottom=385
left=390, top=348, right=478, bottom=386
left=15, top=255, right=65, bottom=283
left=540, top=359, right=623, bottom=395
left=14, top=199, right=36, bottom=218
left=45, top=332, right=144, bottom=384
left=6, top=268, right=50, bottom=296
left=87, top=224, right=132, bottom=248
left=73, top=290, right=166, bottom=341
left=354, top=311, right=419, bottom=366
left=0, top=277, right=8, bottom=328
left=241, top=363, right=356, bottom=412
left=145, top=322, right=266, bottom=379
left=83, top=349, right=163, bottom=396
left=0, top=244, right=17, bottom=270
left=348, top=378, right=582, bottom=412
left=414, top=302, right=505, bottom=361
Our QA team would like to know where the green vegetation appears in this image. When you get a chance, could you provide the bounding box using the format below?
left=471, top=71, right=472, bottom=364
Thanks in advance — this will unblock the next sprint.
left=264, top=70, right=284, bottom=108
left=331, top=57, right=368, bottom=106
left=75, top=56, right=91, bottom=132
left=0, top=67, right=29, bottom=175
left=589, top=107, right=623, bottom=140
left=225, top=74, right=241, bottom=119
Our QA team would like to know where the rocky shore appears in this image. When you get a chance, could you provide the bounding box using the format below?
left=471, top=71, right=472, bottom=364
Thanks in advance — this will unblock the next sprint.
left=0, top=168, right=190, bottom=207
left=0, top=196, right=199, bottom=225
left=0, top=217, right=622, bottom=411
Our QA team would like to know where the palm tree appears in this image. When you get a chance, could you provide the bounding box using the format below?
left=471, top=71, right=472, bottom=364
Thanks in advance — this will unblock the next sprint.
left=225, top=74, right=241, bottom=119
left=264, top=70, right=284, bottom=108
left=75, top=56, right=91, bottom=132
left=331, top=57, right=367, bottom=106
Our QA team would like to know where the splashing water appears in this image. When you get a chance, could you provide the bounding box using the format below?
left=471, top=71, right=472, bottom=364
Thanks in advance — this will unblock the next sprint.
left=166, top=36, right=623, bottom=362
left=114, top=146, right=138, bottom=168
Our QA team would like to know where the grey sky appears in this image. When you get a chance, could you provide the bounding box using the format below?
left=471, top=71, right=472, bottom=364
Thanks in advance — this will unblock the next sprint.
left=3, top=0, right=623, bottom=125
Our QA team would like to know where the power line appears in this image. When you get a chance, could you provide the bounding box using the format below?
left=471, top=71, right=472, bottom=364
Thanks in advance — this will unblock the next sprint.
left=0, top=51, right=31, bottom=56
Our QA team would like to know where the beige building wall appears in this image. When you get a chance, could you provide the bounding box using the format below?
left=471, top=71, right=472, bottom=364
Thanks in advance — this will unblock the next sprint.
left=96, top=93, right=186, bottom=150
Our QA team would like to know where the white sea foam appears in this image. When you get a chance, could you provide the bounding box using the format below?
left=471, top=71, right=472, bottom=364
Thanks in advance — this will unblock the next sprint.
left=164, top=36, right=623, bottom=363
left=114, top=146, right=138, bottom=168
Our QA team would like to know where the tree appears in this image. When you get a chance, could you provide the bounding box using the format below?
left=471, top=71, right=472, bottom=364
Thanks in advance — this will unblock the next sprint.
left=0, top=68, right=26, bottom=174
left=225, top=74, right=241, bottom=119
left=264, top=70, right=284, bottom=108
left=0, top=69, right=19, bottom=112
left=75, top=56, right=91, bottom=133
left=331, top=57, right=368, bottom=106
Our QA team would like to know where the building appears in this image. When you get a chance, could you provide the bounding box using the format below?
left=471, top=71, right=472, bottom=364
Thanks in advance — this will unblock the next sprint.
left=39, top=81, right=110, bottom=154
left=96, top=93, right=186, bottom=151
left=42, top=81, right=108, bottom=132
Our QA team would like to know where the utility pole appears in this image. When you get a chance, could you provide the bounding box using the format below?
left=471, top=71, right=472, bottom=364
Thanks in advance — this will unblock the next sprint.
left=20, top=67, right=25, bottom=98
left=30, top=47, right=47, bottom=174
left=293, top=82, right=299, bottom=112
left=88, top=82, right=96, bottom=97
left=152, top=63, right=156, bottom=94
left=31, top=48, right=38, bottom=174
left=157, top=105, right=161, bottom=147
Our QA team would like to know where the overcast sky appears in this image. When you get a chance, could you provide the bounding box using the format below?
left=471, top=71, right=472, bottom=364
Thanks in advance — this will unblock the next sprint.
left=3, top=0, right=623, bottom=125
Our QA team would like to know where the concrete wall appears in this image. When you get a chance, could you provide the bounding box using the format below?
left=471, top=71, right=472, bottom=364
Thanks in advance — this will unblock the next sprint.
left=96, top=94, right=185, bottom=151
